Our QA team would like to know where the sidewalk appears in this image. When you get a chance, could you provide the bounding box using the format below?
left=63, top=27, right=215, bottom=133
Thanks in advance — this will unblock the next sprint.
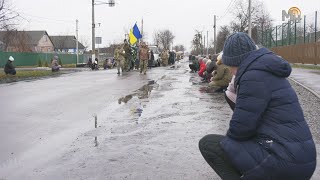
left=290, top=68, right=320, bottom=98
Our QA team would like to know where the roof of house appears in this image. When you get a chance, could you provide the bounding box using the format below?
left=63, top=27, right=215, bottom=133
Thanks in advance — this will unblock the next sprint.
left=50, top=36, right=85, bottom=49
left=0, top=30, right=51, bottom=46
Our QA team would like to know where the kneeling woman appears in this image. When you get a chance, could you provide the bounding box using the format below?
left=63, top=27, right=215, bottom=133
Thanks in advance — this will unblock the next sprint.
left=208, top=53, right=232, bottom=92
left=199, top=32, right=316, bottom=180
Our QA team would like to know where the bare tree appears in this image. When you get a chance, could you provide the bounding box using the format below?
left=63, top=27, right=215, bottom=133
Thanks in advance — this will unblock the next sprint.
left=0, top=0, right=19, bottom=30
left=173, top=44, right=185, bottom=52
left=2, top=30, right=31, bottom=52
left=80, top=36, right=90, bottom=53
left=153, top=29, right=175, bottom=51
left=14, top=31, right=31, bottom=52
left=229, top=0, right=272, bottom=43
left=191, top=30, right=202, bottom=55
left=216, top=25, right=231, bottom=53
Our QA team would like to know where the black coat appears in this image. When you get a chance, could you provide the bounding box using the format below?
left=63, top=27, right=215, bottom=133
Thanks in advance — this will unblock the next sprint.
left=4, top=61, right=15, bottom=73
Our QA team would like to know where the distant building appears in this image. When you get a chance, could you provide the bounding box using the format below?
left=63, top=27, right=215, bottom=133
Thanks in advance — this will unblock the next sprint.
left=0, top=30, right=54, bottom=52
left=50, top=36, right=85, bottom=54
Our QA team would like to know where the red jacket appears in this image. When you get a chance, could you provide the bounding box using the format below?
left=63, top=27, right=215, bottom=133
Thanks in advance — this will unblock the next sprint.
left=198, top=61, right=206, bottom=78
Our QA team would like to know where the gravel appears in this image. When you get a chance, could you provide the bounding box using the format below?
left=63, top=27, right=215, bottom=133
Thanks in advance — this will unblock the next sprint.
left=290, top=80, right=320, bottom=143
left=289, top=80, right=320, bottom=180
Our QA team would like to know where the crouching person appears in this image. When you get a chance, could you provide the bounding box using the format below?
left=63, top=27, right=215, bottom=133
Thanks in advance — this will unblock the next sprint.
left=208, top=53, right=232, bottom=92
left=51, top=56, right=61, bottom=72
left=199, top=32, right=316, bottom=180
left=4, top=56, right=16, bottom=75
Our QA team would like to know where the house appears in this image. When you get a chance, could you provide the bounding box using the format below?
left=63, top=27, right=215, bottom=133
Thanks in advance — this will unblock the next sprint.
left=50, top=36, right=85, bottom=54
left=0, top=30, right=54, bottom=52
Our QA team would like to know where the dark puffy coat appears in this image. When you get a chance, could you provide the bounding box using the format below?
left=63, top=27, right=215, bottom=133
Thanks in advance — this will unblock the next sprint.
left=4, top=60, right=15, bottom=73
left=206, top=60, right=217, bottom=74
left=220, top=48, right=316, bottom=180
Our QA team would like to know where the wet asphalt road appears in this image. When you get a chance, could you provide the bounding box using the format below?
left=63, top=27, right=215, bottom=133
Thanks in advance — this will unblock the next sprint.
left=0, top=59, right=318, bottom=180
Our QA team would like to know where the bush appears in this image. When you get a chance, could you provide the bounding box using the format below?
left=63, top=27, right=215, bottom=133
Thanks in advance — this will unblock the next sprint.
left=59, top=59, right=63, bottom=67
left=44, top=61, right=49, bottom=67
left=38, top=59, right=43, bottom=67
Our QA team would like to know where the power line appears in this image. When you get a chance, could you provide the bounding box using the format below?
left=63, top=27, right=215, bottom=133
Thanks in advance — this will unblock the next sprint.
left=218, top=0, right=237, bottom=21
left=19, top=12, right=74, bottom=23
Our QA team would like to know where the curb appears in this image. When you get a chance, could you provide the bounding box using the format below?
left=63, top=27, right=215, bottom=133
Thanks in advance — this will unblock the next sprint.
left=289, top=77, right=320, bottom=99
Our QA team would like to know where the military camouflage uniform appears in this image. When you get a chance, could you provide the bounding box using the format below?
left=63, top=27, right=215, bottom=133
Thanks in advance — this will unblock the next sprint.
left=114, top=46, right=126, bottom=74
left=139, top=43, right=149, bottom=75
left=161, top=50, right=169, bottom=66
left=123, top=41, right=131, bottom=71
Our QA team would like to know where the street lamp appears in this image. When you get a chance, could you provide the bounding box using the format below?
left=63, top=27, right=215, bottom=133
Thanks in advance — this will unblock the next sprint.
left=92, top=0, right=115, bottom=60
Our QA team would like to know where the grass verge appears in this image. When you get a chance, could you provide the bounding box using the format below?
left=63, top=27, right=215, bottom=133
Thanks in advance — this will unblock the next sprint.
left=291, top=64, right=320, bottom=70
left=0, top=70, right=62, bottom=84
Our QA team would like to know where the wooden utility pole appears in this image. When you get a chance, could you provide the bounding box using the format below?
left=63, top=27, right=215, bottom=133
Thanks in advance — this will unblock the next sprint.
left=214, top=15, right=217, bottom=54
left=248, top=0, right=252, bottom=37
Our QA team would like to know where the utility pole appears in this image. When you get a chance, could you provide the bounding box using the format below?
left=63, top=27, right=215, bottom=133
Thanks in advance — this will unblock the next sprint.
left=206, top=31, right=209, bottom=56
left=76, top=19, right=79, bottom=64
left=213, top=15, right=217, bottom=54
left=248, top=0, right=252, bottom=37
left=141, top=18, right=144, bottom=42
left=204, top=35, right=206, bottom=55
left=92, top=0, right=95, bottom=60
left=91, top=0, right=115, bottom=60
left=315, top=11, right=318, bottom=43
left=203, top=34, right=205, bottom=55
left=200, top=32, right=203, bottom=55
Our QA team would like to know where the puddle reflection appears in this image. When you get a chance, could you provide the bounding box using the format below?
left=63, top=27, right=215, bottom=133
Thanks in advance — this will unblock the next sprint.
left=117, top=80, right=157, bottom=124
left=118, top=81, right=155, bottom=105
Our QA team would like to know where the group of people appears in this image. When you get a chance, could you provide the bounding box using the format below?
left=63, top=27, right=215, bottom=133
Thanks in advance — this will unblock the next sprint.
left=160, top=50, right=176, bottom=66
left=3, top=55, right=61, bottom=75
left=114, top=40, right=157, bottom=75
left=197, top=32, right=316, bottom=179
left=190, top=53, right=233, bottom=93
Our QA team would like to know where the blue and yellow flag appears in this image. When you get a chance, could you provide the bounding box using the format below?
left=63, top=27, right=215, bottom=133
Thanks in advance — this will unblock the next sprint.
left=133, top=23, right=142, bottom=39
left=129, top=29, right=137, bottom=45
left=129, top=23, right=142, bottom=45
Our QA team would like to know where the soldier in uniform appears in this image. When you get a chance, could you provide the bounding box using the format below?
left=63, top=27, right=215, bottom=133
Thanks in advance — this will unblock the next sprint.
left=139, top=42, right=149, bottom=75
left=114, top=45, right=126, bottom=74
left=161, top=49, right=169, bottom=66
left=123, top=39, right=131, bottom=71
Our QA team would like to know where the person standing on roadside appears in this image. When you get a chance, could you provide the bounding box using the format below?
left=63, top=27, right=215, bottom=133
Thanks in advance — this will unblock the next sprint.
left=161, top=49, right=169, bottom=66
left=139, top=42, right=149, bottom=75
left=114, top=45, right=126, bottom=74
left=123, top=39, right=131, bottom=71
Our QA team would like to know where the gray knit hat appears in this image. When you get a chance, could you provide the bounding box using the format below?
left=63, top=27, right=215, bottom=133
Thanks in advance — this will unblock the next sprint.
left=222, top=32, right=256, bottom=67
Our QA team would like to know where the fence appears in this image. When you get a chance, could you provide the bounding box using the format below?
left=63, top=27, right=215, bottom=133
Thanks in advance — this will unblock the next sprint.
left=0, top=52, right=88, bottom=67
left=270, top=42, right=320, bottom=64
left=259, top=11, right=319, bottom=48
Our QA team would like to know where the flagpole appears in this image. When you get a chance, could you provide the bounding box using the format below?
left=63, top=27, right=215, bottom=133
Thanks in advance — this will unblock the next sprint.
left=141, top=18, right=144, bottom=42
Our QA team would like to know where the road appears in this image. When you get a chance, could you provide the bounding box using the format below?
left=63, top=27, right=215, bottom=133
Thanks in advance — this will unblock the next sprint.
left=0, top=59, right=318, bottom=180
left=290, top=68, right=320, bottom=97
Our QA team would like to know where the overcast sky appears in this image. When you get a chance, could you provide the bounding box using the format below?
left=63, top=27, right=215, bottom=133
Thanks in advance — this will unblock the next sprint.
left=11, top=0, right=320, bottom=50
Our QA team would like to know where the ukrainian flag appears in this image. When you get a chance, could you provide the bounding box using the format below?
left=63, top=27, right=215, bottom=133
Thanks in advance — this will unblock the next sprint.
left=129, top=23, right=142, bottom=45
